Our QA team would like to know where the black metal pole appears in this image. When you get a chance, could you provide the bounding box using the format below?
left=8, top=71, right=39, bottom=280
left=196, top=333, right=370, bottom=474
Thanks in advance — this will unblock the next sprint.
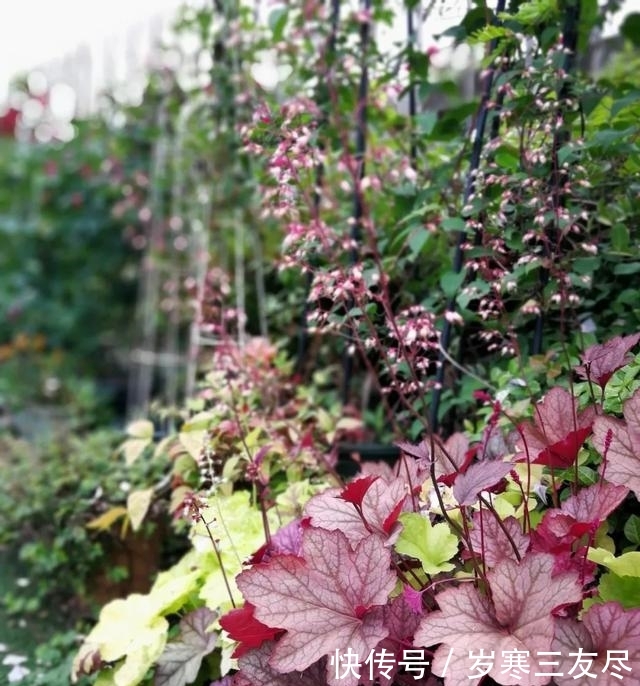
left=429, top=0, right=506, bottom=432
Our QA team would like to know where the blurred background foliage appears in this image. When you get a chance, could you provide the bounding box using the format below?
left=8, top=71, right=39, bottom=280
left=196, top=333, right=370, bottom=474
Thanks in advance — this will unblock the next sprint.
left=0, top=0, right=639, bottom=683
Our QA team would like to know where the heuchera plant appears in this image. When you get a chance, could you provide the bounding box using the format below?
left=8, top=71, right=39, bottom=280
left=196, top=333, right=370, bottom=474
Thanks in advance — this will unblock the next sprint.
left=218, top=334, right=640, bottom=686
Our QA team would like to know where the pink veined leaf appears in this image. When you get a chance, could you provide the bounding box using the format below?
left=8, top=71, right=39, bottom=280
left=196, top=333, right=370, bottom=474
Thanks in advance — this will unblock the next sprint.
left=233, top=643, right=329, bottom=686
left=384, top=593, right=424, bottom=639
left=592, top=388, right=640, bottom=499
left=357, top=595, right=426, bottom=686
left=552, top=602, right=640, bottom=686
left=360, top=456, right=429, bottom=492
left=452, top=460, right=513, bottom=506
left=396, top=439, right=431, bottom=463
left=398, top=434, right=472, bottom=486
left=467, top=512, right=529, bottom=567
left=561, top=482, right=629, bottom=523
left=155, top=607, right=218, bottom=686
left=514, top=387, right=595, bottom=468
left=576, top=332, right=640, bottom=388
left=402, top=585, right=425, bottom=616
left=414, top=553, right=582, bottom=686
left=478, top=422, right=509, bottom=460
left=211, top=678, right=232, bottom=686
left=533, top=482, right=629, bottom=562
left=305, top=477, right=408, bottom=545
left=433, top=433, right=473, bottom=486
left=236, top=527, right=396, bottom=679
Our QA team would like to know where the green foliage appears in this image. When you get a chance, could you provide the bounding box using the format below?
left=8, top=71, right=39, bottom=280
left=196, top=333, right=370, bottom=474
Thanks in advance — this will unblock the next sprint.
left=1, top=0, right=640, bottom=684
left=395, top=512, right=459, bottom=575
left=0, top=429, right=170, bottom=618
left=0, top=121, right=141, bottom=409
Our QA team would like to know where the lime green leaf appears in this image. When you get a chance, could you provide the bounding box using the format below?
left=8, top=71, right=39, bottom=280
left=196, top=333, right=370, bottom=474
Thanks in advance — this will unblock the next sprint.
left=335, top=417, right=363, bottom=432
left=181, top=411, right=216, bottom=432
left=127, top=488, right=154, bottom=532
left=396, top=512, right=458, bottom=574
left=126, top=419, right=154, bottom=439
left=268, top=7, right=288, bottom=41
left=588, top=548, right=640, bottom=576
left=94, top=672, right=116, bottom=686
left=611, top=223, right=629, bottom=252
left=74, top=595, right=169, bottom=669
left=469, top=24, right=512, bottom=45
left=120, top=438, right=150, bottom=466
left=111, top=624, right=167, bottom=686
left=598, top=572, right=640, bottom=609
left=197, top=491, right=287, bottom=609
left=494, top=146, right=520, bottom=172
left=179, top=429, right=206, bottom=460
left=408, top=226, right=430, bottom=258
left=86, top=506, right=128, bottom=532
left=415, top=112, right=437, bottom=136
left=149, top=567, right=202, bottom=617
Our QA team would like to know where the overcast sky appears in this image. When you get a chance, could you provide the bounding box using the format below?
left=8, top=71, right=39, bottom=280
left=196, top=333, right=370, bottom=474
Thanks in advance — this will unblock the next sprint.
left=1, top=0, right=638, bottom=108
left=0, top=0, right=184, bottom=101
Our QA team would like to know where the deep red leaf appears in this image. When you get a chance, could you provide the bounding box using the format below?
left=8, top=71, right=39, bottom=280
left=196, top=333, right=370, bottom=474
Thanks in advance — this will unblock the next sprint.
left=576, top=333, right=640, bottom=388
left=531, top=483, right=625, bottom=580
left=515, top=387, right=595, bottom=468
left=535, top=426, right=593, bottom=469
left=338, top=475, right=379, bottom=506
left=219, top=603, right=283, bottom=658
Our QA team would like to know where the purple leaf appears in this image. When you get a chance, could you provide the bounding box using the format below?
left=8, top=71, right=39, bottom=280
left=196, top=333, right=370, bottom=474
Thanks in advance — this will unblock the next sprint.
left=452, top=460, right=513, bottom=506
left=576, top=333, right=640, bottom=388
left=155, top=608, right=218, bottom=686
